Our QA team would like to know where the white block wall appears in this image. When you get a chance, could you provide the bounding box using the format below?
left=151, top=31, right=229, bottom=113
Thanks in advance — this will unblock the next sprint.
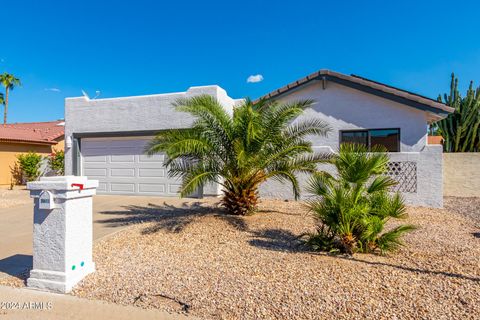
left=260, top=145, right=443, bottom=208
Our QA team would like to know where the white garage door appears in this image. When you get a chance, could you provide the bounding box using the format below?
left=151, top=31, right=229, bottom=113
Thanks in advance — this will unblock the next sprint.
left=81, top=137, right=194, bottom=197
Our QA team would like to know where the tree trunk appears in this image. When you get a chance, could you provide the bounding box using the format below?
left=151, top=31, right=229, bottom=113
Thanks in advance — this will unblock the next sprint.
left=340, top=233, right=357, bottom=254
left=3, top=88, right=8, bottom=127
left=221, top=187, right=259, bottom=215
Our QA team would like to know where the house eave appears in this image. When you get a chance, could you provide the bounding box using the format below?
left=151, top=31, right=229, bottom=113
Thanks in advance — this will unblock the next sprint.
left=256, top=69, right=455, bottom=117
left=0, top=138, right=58, bottom=146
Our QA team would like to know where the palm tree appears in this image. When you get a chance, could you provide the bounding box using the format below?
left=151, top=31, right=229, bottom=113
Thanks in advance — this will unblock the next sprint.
left=0, top=73, right=21, bottom=126
left=304, top=143, right=415, bottom=254
left=146, top=95, right=330, bottom=215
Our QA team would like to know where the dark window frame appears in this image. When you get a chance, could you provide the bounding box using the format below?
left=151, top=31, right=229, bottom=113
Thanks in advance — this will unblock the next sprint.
left=339, top=128, right=401, bottom=152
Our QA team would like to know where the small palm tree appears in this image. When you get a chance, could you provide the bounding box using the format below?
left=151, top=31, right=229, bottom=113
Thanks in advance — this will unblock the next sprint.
left=0, top=73, right=21, bottom=126
left=304, top=143, right=415, bottom=254
left=146, top=95, right=330, bottom=215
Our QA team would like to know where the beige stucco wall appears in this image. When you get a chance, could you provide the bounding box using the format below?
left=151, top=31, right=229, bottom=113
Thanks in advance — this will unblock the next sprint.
left=0, top=138, right=64, bottom=185
left=443, top=153, right=480, bottom=197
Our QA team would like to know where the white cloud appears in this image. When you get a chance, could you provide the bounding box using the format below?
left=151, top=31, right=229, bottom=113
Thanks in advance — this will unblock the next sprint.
left=44, top=88, right=61, bottom=92
left=247, top=74, right=264, bottom=83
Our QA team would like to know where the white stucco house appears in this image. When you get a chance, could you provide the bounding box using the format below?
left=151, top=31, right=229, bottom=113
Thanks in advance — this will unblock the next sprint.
left=64, top=69, right=454, bottom=207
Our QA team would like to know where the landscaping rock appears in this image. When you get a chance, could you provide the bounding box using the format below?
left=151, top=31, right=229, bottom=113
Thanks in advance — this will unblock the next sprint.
left=70, top=198, right=480, bottom=319
left=2, top=197, right=478, bottom=319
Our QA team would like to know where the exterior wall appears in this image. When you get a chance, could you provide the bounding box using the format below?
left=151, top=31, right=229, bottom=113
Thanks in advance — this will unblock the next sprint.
left=387, top=145, right=443, bottom=207
left=54, top=138, right=65, bottom=152
left=64, top=85, right=238, bottom=195
left=274, top=81, right=428, bottom=152
left=0, top=140, right=64, bottom=185
left=444, top=153, right=480, bottom=197
left=260, top=81, right=443, bottom=208
left=260, top=145, right=444, bottom=208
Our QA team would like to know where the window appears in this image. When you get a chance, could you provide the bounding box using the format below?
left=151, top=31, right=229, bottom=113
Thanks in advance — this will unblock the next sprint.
left=340, top=128, right=400, bottom=152
left=340, top=131, right=368, bottom=146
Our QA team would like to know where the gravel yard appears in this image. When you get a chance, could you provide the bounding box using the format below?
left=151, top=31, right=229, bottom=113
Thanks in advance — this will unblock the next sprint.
left=0, top=186, right=30, bottom=208
left=65, top=197, right=480, bottom=319
left=444, top=196, right=480, bottom=226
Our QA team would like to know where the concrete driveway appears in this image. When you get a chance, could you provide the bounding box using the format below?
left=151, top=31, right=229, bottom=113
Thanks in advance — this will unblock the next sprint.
left=0, top=194, right=180, bottom=278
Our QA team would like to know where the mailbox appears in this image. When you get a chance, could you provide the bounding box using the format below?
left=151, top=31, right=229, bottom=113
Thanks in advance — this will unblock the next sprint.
left=38, top=190, right=56, bottom=210
left=26, top=176, right=99, bottom=293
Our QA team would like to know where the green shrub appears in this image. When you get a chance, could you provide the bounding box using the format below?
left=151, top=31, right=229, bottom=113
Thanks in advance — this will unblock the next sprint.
left=16, top=152, right=43, bottom=182
left=48, top=149, right=64, bottom=175
left=303, top=143, right=416, bottom=255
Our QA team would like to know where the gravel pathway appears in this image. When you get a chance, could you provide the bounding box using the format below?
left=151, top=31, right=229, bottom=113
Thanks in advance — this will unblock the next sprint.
left=65, top=198, right=480, bottom=319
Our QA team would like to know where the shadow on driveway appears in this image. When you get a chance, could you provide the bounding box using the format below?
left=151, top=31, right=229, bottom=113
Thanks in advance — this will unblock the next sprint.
left=0, top=254, right=31, bottom=279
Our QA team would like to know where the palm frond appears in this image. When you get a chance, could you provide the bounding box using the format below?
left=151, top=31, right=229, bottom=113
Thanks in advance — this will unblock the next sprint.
left=146, top=95, right=329, bottom=215
left=367, top=176, right=397, bottom=194
left=305, top=142, right=415, bottom=254
left=306, top=171, right=336, bottom=197
left=283, top=118, right=331, bottom=141
left=376, top=225, right=417, bottom=254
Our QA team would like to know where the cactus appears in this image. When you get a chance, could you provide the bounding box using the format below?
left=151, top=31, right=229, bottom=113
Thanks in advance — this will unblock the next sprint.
left=435, top=73, right=480, bottom=152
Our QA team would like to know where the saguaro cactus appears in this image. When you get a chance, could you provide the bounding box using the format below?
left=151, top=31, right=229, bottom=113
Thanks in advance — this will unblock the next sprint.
left=435, top=73, right=480, bottom=152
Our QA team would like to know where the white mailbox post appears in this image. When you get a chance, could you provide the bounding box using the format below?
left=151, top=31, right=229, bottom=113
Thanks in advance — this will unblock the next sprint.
left=26, top=176, right=99, bottom=293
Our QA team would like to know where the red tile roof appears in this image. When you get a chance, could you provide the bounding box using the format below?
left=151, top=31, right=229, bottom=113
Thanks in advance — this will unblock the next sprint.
left=0, top=120, right=65, bottom=145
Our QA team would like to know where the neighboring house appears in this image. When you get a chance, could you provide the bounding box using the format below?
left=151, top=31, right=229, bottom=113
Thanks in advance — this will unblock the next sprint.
left=427, top=135, right=443, bottom=145
left=64, top=70, right=454, bottom=207
left=0, top=121, right=65, bottom=185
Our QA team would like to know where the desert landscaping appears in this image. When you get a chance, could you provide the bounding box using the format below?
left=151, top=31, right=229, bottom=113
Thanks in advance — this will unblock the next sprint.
left=2, top=3, right=480, bottom=320
left=2, top=197, right=477, bottom=319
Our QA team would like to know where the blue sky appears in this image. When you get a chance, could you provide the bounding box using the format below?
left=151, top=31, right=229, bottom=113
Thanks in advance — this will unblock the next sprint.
left=1, top=0, right=480, bottom=123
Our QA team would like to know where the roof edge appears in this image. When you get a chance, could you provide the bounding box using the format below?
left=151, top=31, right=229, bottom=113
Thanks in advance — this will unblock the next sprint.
left=256, top=69, right=455, bottom=115
left=0, top=138, right=58, bottom=145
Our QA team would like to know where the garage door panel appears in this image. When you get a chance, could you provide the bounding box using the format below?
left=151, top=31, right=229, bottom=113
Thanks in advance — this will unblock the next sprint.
left=139, top=168, right=165, bottom=177
left=81, top=137, right=196, bottom=197
left=139, top=154, right=165, bottom=162
left=97, top=183, right=108, bottom=192
left=83, top=155, right=107, bottom=163
left=110, top=155, right=135, bottom=163
left=110, top=168, right=135, bottom=177
left=109, top=147, right=138, bottom=155
left=168, top=184, right=182, bottom=194
left=139, top=183, right=166, bottom=193
left=110, top=183, right=136, bottom=192
left=109, top=139, right=147, bottom=148
left=83, top=168, right=107, bottom=177
left=82, top=140, right=110, bottom=148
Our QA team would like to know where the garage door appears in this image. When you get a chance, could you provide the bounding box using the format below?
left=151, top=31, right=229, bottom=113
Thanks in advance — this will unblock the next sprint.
left=81, top=137, right=195, bottom=197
